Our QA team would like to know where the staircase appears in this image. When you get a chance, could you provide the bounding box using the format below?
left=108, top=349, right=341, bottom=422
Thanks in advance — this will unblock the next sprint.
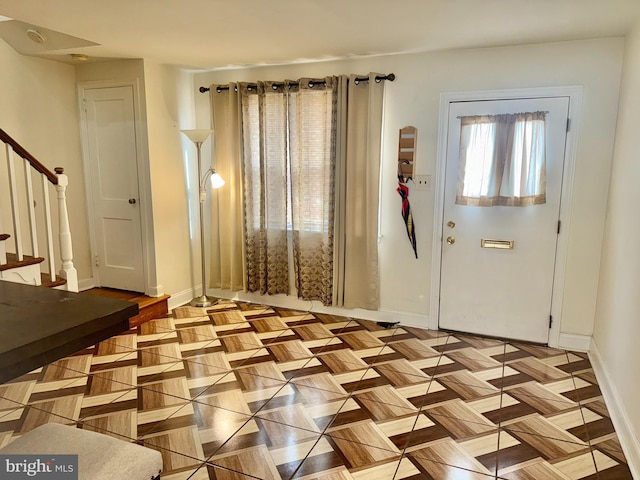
left=0, top=129, right=77, bottom=291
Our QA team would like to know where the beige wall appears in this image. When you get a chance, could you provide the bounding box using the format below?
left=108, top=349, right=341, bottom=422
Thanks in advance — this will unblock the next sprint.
left=75, top=58, right=146, bottom=85
left=142, top=61, right=196, bottom=300
left=593, top=20, right=640, bottom=473
left=193, top=38, right=623, bottom=338
left=0, top=39, right=91, bottom=282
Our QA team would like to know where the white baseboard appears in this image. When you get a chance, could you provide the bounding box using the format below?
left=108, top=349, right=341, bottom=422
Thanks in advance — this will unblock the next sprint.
left=78, top=278, right=95, bottom=291
left=312, top=304, right=429, bottom=329
left=201, top=288, right=431, bottom=329
left=146, top=284, right=164, bottom=298
left=165, top=285, right=431, bottom=329
left=589, top=339, right=640, bottom=479
left=558, top=333, right=592, bottom=352
left=168, top=286, right=198, bottom=311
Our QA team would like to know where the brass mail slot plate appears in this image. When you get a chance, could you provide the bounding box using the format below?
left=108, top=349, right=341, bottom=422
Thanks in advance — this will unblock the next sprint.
left=481, top=239, right=514, bottom=249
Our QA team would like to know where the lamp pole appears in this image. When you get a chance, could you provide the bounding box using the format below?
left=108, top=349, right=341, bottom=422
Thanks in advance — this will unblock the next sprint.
left=181, top=129, right=224, bottom=308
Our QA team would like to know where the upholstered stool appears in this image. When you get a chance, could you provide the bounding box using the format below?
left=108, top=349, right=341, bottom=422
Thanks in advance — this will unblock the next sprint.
left=0, top=423, right=162, bottom=480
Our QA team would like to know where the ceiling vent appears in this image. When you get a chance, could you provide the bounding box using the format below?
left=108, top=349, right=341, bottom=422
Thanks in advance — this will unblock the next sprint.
left=26, top=28, right=46, bottom=44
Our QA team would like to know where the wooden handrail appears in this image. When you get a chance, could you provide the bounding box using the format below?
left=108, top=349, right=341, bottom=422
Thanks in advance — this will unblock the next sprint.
left=0, top=129, right=58, bottom=184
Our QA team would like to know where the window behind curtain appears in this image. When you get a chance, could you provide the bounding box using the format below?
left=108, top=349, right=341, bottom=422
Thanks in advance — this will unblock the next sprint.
left=242, top=89, right=288, bottom=231
left=242, top=86, right=333, bottom=233
left=457, top=111, right=547, bottom=207
left=288, top=86, right=335, bottom=234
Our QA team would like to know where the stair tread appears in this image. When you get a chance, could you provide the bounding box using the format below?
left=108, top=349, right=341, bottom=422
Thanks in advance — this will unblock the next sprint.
left=136, top=294, right=171, bottom=308
left=83, top=288, right=169, bottom=305
left=41, top=273, right=66, bottom=288
left=82, top=288, right=170, bottom=328
left=0, top=253, right=45, bottom=271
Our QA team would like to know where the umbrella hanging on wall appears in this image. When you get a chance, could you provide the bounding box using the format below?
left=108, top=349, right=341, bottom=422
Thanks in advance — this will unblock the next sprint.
left=396, top=126, right=418, bottom=259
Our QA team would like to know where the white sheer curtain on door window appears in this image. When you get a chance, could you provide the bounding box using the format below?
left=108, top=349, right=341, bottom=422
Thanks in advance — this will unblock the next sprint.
left=457, top=111, right=547, bottom=207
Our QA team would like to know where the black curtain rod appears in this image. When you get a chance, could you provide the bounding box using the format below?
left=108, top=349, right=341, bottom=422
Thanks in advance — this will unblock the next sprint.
left=199, top=73, right=395, bottom=93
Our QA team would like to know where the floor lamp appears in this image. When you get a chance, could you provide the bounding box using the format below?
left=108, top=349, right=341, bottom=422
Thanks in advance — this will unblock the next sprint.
left=181, top=129, right=225, bottom=308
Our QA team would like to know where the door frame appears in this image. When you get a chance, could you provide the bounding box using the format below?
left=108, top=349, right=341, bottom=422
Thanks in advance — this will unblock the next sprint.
left=78, top=80, right=160, bottom=296
left=430, top=86, right=583, bottom=348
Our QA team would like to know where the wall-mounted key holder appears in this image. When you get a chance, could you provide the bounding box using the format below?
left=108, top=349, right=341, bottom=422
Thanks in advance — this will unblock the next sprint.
left=397, top=126, right=417, bottom=181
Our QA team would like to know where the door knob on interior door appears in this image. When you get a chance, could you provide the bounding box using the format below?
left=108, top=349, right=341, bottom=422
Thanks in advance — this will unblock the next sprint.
left=128, top=198, right=136, bottom=204
left=446, top=236, right=455, bottom=245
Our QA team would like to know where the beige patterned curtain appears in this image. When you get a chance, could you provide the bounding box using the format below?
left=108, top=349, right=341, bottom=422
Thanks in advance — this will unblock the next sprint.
left=333, top=74, right=385, bottom=310
left=240, top=82, right=289, bottom=295
left=210, top=84, right=246, bottom=291
left=210, top=74, right=386, bottom=309
left=289, top=78, right=337, bottom=305
left=457, top=111, right=547, bottom=207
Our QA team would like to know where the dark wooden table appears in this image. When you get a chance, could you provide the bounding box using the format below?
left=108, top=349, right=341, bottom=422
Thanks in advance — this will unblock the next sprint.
left=0, top=281, right=137, bottom=384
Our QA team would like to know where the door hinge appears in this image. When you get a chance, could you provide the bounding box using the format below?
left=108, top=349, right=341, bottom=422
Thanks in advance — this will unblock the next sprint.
left=549, top=315, right=553, bottom=328
left=566, top=118, right=571, bottom=132
left=82, top=97, right=87, bottom=112
left=94, top=255, right=99, bottom=267
left=557, top=220, right=561, bottom=234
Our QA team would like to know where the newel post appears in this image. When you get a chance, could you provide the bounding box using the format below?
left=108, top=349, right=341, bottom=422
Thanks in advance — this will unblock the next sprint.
left=54, top=168, right=78, bottom=292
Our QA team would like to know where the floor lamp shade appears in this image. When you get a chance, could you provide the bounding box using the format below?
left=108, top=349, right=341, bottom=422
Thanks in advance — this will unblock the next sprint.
left=181, top=129, right=213, bottom=144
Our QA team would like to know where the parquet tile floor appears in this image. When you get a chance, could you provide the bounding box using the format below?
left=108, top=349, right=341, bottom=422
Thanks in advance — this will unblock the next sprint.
left=0, top=301, right=633, bottom=479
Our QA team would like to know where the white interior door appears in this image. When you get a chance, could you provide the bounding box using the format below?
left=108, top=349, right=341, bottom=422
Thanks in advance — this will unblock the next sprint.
left=83, top=86, right=145, bottom=292
left=439, top=97, right=569, bottom=343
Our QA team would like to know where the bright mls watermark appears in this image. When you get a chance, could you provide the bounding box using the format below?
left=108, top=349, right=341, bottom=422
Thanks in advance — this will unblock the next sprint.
left=0, top=455, right=78, bottom=479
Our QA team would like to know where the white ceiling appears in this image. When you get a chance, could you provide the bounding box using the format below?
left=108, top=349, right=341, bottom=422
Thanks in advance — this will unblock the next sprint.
left=0, top=0, right=639, bottom=70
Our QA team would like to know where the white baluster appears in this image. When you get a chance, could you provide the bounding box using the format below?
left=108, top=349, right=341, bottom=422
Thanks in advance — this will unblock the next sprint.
left=42, top=175, right=56, bottom=283
left=24, top=158, right=39, bottom=258
left=5, top=144, right=23, bottom=260
left=54, top=168, right=78, bottom=292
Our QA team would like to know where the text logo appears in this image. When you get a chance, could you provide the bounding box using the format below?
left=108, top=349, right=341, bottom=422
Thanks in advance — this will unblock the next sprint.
left=0, top=455, right=78, bottom=479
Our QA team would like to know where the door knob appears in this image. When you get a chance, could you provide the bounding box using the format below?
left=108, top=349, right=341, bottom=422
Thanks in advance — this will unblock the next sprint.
left=447, top=221, right=456, bottom=228
left=128, top=198, right=136, bottom=204
left=446, top=236, right=455, bottom=245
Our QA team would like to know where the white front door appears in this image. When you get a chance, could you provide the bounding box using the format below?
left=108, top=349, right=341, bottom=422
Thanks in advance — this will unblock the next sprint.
left=439, top=97, right=569, bottom=343
left=83, top=86, right=145, bottom=292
